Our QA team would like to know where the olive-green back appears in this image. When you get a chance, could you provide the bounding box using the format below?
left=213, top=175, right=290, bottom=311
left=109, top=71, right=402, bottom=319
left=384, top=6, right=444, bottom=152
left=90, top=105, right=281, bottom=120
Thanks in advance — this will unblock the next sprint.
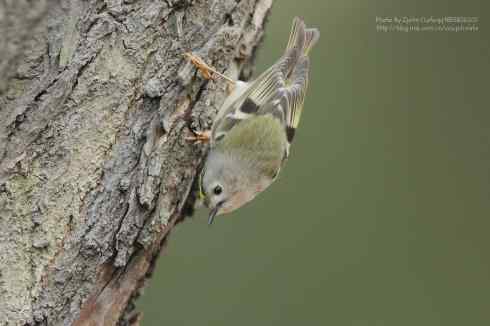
left=216, top=114, right=286, bottom=179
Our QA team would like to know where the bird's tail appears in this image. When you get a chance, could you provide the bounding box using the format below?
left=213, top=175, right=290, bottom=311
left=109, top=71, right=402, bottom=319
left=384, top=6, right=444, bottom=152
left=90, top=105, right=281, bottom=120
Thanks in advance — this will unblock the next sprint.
left=278, top=18, right=320, bottom=133
left=304, top=27, right=320, bottom=55
left=286, top=17, right=320, bottom=56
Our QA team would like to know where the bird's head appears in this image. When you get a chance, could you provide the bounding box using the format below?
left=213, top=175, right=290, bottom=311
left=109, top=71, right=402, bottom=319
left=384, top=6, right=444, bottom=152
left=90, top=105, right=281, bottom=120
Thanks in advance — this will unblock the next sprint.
left=200, top=150, right=268, bottom=225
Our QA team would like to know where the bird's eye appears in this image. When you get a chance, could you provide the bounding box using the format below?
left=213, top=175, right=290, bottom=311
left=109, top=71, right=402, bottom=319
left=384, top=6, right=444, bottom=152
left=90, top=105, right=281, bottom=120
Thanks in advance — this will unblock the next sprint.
left=213, top=185, right=223, bottom=195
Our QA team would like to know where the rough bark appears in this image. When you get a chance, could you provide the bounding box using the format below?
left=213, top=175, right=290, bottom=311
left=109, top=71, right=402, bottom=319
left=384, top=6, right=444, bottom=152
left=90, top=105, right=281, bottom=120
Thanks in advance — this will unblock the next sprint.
left=0, top=0, right=272, bottom=324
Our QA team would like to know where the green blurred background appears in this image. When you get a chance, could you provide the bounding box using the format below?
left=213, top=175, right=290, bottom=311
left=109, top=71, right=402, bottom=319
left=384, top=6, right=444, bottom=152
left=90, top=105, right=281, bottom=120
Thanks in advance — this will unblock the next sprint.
left=139, top=1, right=490, bottom=325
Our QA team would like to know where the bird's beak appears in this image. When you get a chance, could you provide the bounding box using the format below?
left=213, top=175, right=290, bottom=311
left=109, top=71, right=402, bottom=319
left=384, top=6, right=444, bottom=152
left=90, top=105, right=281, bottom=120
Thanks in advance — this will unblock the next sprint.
left=208, top=206, right=219, bottom=225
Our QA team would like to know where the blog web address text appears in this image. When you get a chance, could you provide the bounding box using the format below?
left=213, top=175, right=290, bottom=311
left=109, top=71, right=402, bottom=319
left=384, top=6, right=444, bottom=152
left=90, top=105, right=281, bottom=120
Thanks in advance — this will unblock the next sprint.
left=376, top=16, right=479, bottom=33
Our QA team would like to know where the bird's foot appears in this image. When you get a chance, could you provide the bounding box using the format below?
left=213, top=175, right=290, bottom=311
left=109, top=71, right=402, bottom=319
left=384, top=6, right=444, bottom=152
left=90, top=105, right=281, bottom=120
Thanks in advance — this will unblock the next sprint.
left=186, top=129, right=211, bottom=144
left=183, top=52, right=235, bottom=85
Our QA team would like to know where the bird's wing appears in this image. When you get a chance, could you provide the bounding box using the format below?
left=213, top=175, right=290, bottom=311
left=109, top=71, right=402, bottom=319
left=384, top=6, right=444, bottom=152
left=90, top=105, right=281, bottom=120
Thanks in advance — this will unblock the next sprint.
left=276, top=17, right=318, bottom=143
left=278, top=56, right=310, bottom=144
left=211, top=66, right=286, bottom=143
left=211, top=17, right=318, bottom=152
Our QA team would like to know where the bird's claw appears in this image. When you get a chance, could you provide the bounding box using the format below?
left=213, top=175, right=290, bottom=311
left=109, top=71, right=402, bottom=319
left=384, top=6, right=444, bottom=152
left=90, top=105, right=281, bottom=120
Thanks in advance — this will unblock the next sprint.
left=183, top=52, right=215, bottom=80
left=183, top=52, right=235, bottom=84
left=186, top=130, right=211, bottom=144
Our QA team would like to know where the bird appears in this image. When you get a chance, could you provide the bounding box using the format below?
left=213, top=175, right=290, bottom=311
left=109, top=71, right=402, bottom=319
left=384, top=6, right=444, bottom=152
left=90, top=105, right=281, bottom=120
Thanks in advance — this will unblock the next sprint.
left=185, top=17, right=319, bottom=224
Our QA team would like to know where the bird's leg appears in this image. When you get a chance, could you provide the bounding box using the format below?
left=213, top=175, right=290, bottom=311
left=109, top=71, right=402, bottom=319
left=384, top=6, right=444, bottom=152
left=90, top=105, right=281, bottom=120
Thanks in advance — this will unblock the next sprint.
left=183, top=52, right=235, bottom=86
left=185, top=129, right=211, bottom=144
left=183, top=53, right=237, bottom=145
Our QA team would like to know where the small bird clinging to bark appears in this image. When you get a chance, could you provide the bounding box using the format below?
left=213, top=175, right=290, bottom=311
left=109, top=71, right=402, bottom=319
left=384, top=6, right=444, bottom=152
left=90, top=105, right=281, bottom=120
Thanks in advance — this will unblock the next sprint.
left=185, top=17, right=320, bottom=225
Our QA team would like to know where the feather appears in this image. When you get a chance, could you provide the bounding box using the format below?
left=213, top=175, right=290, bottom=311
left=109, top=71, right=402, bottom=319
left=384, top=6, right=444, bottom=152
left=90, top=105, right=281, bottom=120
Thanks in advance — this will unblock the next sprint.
left=211, top=66, right=284, bottom=142
left=304, top=28, right=320, bottom=55
left=283, top=56, right=309, bottom=131
left=287, top=17, right=306, bottom=52
left=211, top=17, right=319, bottom=150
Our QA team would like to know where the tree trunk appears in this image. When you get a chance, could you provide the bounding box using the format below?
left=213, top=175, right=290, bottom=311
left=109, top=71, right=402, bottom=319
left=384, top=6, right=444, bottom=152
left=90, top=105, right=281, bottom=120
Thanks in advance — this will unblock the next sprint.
left=0, top=0, right=272, bottom=324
